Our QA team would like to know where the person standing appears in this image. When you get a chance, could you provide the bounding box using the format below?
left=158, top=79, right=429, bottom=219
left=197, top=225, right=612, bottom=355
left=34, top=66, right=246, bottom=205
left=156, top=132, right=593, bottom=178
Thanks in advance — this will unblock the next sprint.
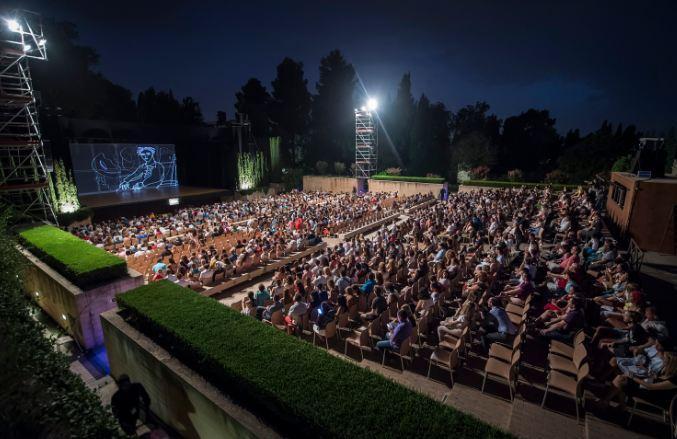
left=111, top=374, right=151, bottom=435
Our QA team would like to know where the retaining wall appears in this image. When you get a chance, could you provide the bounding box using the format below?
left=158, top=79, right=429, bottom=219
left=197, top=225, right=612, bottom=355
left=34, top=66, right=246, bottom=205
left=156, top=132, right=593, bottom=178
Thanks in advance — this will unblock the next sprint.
left=101, top=310, right=280, bottom=439
left=302, top=175, right=442, bottom=196
left=367, top=179, right=443, bottom=197
left=302, top=175, right=357, bottom=193
left=20, top=246, right=143, bottom=349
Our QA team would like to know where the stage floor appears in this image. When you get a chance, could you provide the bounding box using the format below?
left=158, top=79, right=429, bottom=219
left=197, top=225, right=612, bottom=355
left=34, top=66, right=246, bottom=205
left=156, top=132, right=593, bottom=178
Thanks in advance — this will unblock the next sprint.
left=79, top=186, right=228, bottom=208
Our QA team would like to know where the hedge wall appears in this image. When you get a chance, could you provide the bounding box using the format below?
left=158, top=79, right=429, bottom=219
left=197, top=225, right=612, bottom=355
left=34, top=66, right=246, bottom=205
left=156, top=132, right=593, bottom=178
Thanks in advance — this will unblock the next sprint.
left=19, top=225, right=127, bottom=289
left=371, top=174, right=445, bottom=184
left=118, top=281, right=510, bottom=439
left=0, top=212, right=123, bottom=437
left=462, top=180, right=580, bottom=191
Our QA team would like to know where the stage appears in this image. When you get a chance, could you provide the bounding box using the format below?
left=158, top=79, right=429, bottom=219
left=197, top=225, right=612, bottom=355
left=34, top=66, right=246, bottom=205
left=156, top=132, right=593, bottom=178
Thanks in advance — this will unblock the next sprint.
left=78, top=186, right=231, bottom=220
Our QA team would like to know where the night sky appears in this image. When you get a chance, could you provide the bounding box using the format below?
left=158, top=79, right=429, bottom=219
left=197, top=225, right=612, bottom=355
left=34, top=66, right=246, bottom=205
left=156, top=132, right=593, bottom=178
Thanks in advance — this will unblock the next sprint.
left=16, top=0, right=677, bottom=133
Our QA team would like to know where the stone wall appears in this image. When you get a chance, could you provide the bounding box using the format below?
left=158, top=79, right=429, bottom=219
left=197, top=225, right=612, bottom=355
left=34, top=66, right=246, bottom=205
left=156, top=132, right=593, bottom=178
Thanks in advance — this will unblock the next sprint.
left=101, top=310, right=280, bottom=439
left=20, top=247, right=143, bottom=349
left=302, top=175, right=442, bottom=196
left=302, top=175, right=357, bottom=193
left=367, top=179, right=443, bottom=197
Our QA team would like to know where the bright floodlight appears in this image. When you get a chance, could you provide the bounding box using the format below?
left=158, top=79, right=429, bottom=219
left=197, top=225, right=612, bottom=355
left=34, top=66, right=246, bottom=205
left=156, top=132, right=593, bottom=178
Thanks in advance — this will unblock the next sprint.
left=38, top=38, right=47, bottom=46
left=6, top=18, right=21, bottom=32
left=23, top=44, right=31, bottom=52
left=367, top=98, right=378, bottom=111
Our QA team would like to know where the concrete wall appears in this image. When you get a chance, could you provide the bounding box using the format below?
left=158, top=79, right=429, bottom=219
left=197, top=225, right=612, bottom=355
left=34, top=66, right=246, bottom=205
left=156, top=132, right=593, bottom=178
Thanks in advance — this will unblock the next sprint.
left=20, top=247, right=143, bottom=349
left=367, top=179, right=443, bottom=197
left=302, top=175, right=357, bottom=193
left=101, top=310, right=280, bottom=439
left=302, top=175, right=442, bottom=196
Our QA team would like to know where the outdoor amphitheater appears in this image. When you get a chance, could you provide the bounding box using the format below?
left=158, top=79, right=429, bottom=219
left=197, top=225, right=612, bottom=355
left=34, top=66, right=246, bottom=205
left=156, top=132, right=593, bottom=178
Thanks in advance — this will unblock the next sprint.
left=3, top=6, right=677, bottom=439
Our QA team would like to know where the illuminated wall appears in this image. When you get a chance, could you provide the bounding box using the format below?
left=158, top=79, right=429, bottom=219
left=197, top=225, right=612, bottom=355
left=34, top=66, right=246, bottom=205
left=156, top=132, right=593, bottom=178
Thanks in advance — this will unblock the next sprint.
left=69, top=143, right=179, bottom=194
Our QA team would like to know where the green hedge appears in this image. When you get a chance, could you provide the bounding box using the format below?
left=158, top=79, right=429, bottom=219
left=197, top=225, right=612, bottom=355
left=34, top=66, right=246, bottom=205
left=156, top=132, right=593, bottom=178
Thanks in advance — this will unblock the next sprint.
left=371, top=174, right=445, bottom=184
left=19, top=225, right=126, bottom=289
left=0, top=212, right=123, bottom=437
left=462, top=180, right=580, bottom=191
left=118, top=281, right=510, bottom=439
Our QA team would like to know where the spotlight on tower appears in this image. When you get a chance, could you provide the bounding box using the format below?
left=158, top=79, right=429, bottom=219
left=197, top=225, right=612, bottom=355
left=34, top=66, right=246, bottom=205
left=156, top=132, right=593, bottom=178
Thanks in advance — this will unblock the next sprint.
left=367, top=98, right=378, bottom=111
left=6, top=18, right=21, bottom=33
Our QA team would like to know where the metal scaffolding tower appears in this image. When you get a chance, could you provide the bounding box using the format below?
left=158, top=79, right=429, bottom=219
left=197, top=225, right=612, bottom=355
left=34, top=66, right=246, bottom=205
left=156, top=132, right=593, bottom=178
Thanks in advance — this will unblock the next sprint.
left=354, top=107, right=377, bottom=179
left=0, top=10, right=55, bottom=222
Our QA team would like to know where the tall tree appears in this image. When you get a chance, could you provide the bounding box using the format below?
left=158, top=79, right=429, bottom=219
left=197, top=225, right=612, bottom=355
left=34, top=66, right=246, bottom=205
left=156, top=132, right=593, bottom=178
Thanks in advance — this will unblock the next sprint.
left=449, top=102, right=501, bottom=176
left=409, top=94, right=431, bottom=175
left=558, top=121, right=639, bottom=182
left=270, top=58, right=312, bottom=166
left=563, top=129, right=582, bottom=149
left=450, top=101, right=501, bottom=143
left=32, top=20, right=136, bottom=122
left=388, top=73, right=416, bottom=168
left=499, top=109, right=561, bottom=178
left=137, top=88, right=181, bottom=124
left=428, top=102, right=452, bottom=176
left=215, top=110, right=228, bottom=126
left=180, top=97, right=203, bottom=125
left=235, top=78, right=272, bottom=140
left=309, top=50, right=356, bottom=164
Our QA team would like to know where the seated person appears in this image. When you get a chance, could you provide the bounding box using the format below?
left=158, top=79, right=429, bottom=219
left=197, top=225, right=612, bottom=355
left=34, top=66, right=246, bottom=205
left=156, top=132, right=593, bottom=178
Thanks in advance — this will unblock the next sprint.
left=376, top=309, right=413, bottom=352
left=286, top=293, right=309, bottom=329
left=241, top=292, right=257, bottom=317
left=437, top=300, right=474, bottom=343
left=500, top=271, right=534, bottom=306
left=414, top=288, right=434, bottom=316
left=539, top=296, right=585, bottom=342
left=533, top=293, right=576, bottom=328
left=598, top=311, right=648, bottom=357
left=254, top=283, right=271, bottom=307
left=479, top=297, right=517, bottom=352
left=360, top=286, right=387, bottom=321
left=599, top=349, right=677, bottom=410
left=262, top=294, right=284, bottom=321
left=313, top=301, right=336, bottom=331
left=359, top=272, right=376, bottom=297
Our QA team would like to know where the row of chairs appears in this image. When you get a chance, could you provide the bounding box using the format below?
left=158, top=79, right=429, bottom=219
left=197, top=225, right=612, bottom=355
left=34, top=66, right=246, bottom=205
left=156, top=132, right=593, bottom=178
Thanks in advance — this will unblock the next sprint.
left=542, top=331, right=589, bottom=422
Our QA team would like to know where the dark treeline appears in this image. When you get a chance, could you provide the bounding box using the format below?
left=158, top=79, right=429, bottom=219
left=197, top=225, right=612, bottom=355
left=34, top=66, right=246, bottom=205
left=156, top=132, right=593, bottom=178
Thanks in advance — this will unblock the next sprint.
left=34, top=20, right=677, bottom=184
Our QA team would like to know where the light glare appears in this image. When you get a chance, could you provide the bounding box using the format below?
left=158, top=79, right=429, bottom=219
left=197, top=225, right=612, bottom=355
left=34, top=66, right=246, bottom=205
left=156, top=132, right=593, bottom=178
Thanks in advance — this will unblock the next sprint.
left=367, top=98, right=378, bottom=111
left=6, top=19, right=20, bottom=33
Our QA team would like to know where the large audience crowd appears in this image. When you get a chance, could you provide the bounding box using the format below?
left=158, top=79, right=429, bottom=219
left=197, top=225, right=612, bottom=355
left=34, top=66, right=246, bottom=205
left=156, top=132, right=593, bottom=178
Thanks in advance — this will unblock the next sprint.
left=233, top=184, right=675, bottom=425
left=70, top=191, right=415, bottom=288
left=73, top=182, right=676, bottom=427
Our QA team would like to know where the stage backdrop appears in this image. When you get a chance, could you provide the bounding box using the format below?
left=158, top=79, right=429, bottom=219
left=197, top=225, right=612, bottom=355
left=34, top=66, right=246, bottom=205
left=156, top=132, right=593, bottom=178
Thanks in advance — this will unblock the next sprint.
left=69, top=143, right=179, bottom=195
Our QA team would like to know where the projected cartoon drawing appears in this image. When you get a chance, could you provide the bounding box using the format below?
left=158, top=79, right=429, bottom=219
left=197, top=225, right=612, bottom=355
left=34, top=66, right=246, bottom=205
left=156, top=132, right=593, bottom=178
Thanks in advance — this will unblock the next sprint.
left=88, top=144, right=178, bottom=193
left=118, top=146, right=165, bottom=190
